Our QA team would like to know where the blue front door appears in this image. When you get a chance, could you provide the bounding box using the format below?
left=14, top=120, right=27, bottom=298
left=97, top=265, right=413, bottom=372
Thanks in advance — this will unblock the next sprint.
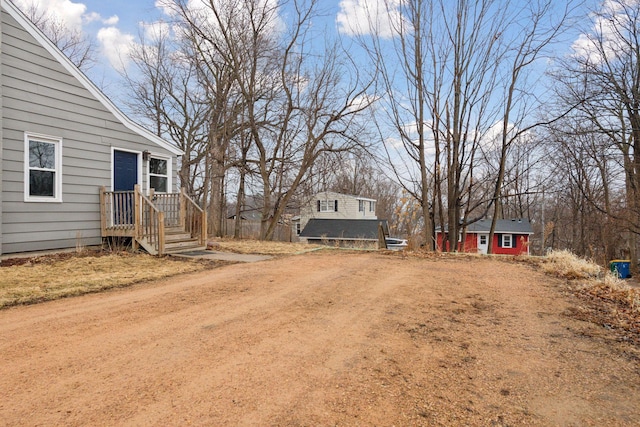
left=113, top=150, right=138, bottom=224
left=114, top=150, right=138, bottom=191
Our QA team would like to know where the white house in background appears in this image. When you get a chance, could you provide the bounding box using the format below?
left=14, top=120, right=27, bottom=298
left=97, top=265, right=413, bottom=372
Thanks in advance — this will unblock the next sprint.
left=295, top=191, right=377, bottom=235
left=294, top=192, right=387, bottom=248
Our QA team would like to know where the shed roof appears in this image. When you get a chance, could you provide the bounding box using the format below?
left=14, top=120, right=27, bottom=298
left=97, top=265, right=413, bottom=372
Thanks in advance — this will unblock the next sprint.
left=438, top=219, right=534, bottom=234
left=300, top=219, right=388, bottom=240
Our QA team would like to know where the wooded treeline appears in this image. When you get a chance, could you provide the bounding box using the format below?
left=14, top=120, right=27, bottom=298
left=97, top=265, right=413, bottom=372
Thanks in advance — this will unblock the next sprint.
left=23, top=0, right=640, bottom=265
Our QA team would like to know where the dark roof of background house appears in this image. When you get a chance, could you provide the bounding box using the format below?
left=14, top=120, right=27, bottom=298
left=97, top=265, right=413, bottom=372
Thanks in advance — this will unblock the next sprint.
left=437, top=219, right=534, bottom=234
left=227, top=210, right=262, bottom=221
left=300, top=219, right=389, bottom=240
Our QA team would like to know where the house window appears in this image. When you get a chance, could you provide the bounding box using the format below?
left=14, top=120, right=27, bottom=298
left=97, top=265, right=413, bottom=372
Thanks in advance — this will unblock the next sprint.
left=501, top=234, right=513, bottom=248
left=25, top=133, right=62, bottom=202
left=319, top=200, right=337, bottom=212
left=149, top=157, right=168, bottom=192
left=369, top=201, right=376, bottom=212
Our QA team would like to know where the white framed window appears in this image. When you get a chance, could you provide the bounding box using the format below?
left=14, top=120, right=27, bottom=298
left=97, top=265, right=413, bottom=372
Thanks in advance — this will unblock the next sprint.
left=319, top=199, right=336, bottom=212
left=501, top=234, right=513, bottom=248
left=148, top=156, right=170, bottom=193
left=24, top=133, right=62, bottom=202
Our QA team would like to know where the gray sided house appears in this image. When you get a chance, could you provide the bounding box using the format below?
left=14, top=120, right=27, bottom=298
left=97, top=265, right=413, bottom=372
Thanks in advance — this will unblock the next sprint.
left=297, top=192, right=386, bottom=248
left=0, top=1, right=195, bottom=256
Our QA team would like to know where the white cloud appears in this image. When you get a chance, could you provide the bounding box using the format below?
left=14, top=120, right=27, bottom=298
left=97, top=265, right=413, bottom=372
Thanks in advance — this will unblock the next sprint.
left=141, top=21, right=171, bottom=42
left=156, top=0, right=285, bottom=37
left=13, top=0, right=87, bottom=32
left=570, top=0, right=632, bottom=64
left=84, top=11, right=102, bottom=24
left=336, top=0, right=404, bottom=38
left=97, top=27, right=134, bottom=72
left=103, top=15, right=120, bottom=26
left=155, top=0, right=178, bottom=17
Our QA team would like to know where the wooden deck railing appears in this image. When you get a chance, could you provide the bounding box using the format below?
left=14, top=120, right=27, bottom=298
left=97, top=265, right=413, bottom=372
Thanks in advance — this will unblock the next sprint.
left=99, top=186, right=207, bottom=255
left=180, top=188, right=207, bottom=246
left=150, top=190, right=181, bottom=228
left=100, top=187, right=136, bottom=236
left=137, top=187, right=165, bottom=255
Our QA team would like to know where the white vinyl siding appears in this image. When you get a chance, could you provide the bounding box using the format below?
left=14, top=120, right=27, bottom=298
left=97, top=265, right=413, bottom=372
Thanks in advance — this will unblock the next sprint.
left=299, top=191, right=377, bottom=232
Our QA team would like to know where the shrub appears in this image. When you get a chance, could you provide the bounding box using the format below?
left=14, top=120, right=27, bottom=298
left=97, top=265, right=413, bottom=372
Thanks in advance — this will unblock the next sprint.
left=541, top=249, right=602, bottom=280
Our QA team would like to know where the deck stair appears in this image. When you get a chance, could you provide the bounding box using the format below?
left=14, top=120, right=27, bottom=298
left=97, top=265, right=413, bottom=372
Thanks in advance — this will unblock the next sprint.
left=163, top=227, right=205, bottom=253
left=101, top=185, right=207, bottom=256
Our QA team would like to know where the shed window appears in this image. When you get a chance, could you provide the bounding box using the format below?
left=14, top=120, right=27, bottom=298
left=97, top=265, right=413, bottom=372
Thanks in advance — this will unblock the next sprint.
left=25, top=134, right=62, bottom=202
left=500, top=234, right=513, bottom=248
left=149, top=157, right=168, bottom=193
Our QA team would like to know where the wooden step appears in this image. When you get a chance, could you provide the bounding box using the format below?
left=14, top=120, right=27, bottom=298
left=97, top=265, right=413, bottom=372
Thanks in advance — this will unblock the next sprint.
left=165, top=232, right=192, bottom=242
left=164, top=239, right=203, bottom=253
left=165, top=226, right=186, bottom=234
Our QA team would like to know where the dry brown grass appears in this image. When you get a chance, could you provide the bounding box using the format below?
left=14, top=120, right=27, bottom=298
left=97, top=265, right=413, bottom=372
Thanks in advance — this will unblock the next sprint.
left=533, top=249, right=640, bottom=344
left=0, top=251, right=212, bottom=309
left=211, top=239, right=323, bottom=255
left=540, top=249, right=603, bottom=280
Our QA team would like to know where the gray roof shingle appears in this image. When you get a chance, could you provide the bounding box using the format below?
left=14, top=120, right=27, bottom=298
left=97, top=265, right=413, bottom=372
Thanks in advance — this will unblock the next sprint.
left=438, top=219, right=533, bottom=234
left=300, top=219, right=389, bottom=240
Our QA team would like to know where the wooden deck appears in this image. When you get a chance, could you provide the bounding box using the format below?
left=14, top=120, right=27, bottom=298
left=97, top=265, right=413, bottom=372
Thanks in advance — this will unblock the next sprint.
left=99, top=185, right=207, bottom=255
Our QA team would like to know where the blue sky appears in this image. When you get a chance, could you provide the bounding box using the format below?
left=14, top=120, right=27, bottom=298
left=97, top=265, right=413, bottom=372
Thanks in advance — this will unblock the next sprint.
left=10, top=0, right=605, bottom=130
left=13, top=0, right=596, bottom=81
left=13, top=0, right=349, bottom=71
left=11, top=0, right=359, bottom=102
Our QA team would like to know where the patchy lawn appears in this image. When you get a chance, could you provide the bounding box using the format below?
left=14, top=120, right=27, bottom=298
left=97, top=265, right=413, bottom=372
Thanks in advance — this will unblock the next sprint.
left=0, top=250, right=216, bottom=309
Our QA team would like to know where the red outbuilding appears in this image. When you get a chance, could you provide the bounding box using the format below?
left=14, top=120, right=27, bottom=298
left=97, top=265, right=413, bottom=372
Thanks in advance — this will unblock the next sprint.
left=436, top=219, right=533, bottom=255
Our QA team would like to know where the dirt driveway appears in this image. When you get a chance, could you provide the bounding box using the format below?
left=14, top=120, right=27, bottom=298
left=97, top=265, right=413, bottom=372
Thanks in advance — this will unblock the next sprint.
left=1, top=252, right=639, bottom=426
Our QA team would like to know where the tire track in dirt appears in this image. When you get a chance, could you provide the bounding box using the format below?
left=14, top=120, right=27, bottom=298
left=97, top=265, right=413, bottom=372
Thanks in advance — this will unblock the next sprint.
left=1, top=253, right=639, bottom=426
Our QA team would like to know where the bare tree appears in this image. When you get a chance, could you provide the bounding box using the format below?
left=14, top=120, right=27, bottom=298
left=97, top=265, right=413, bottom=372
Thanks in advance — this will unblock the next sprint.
left=18, top=2, right=96, bottom=71
left=353, top=0, right=574, bottom=252
left=485, top=1, right=572, bottom=253
left=553, top=0, right=640, bottom=268
left=121, top=26, right=210, bottom=201
left=361, top=0, right=509, bottom=250
left=163, top=0, right=374, bottom=240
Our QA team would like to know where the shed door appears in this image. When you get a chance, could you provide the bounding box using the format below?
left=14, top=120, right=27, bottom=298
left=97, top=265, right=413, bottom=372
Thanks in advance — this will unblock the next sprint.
left=113, top=150, right=138, bottom=225
left=477, top=233, right=489, bottom=254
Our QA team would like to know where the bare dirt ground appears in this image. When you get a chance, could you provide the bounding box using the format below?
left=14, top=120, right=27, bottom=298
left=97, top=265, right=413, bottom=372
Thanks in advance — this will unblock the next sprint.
left=1, top=252, right=639, bottom=426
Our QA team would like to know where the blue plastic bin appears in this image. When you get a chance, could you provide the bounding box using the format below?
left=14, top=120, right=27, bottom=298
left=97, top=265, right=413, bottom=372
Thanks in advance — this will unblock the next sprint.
left=610, top=260, right=631, bottom=279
